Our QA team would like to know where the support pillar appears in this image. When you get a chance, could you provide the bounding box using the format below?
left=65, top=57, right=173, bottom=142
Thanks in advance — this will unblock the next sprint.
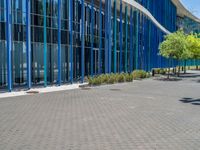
left=57, top=0, right=61, bottom=85
left=26, top=0, right=31, bottom=89
left=69, top=0, right=73, bottom=83
left=6, top=0, right=12, bottom=92
left=90, top=0, right=94, bottom=76
left=43, top=0, right=47, bottom=87
left=81, top=0, right=85, bottom=83
left=119, top=0, right=123, bottom=72
left=98, top=0, right=102, bottom=74
left=113, top=0, right=117, bottom=73
left=105, top=0, right=112, bottom=73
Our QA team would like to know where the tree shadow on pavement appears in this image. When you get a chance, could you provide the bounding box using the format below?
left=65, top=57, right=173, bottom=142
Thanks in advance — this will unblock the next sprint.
left=179, top=97, right=200, bottom=106
left=179, top=74, right=200, bottom=78
left=154, top=77, right=182, bottom=82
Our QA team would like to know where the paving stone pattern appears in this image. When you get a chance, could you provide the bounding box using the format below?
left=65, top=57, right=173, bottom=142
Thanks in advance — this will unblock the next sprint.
left=0, top=71, right=200, bottom=150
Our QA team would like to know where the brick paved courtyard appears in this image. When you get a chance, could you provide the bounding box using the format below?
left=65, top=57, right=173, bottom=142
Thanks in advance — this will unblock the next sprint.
left=0, top=71, right=200, bottom=150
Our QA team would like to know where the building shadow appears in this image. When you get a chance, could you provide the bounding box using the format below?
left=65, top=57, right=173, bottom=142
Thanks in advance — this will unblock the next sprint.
left=179, top=97, right=200, bottom=106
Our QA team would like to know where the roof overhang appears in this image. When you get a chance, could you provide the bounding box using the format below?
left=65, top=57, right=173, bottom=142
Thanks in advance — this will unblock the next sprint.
left=171, top=0, right=200, bottom=23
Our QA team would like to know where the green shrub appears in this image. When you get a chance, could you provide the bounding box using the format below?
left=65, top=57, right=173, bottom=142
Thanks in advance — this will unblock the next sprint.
left=132, top=70, right=147, bottom=80
left=101, top=74, right=109, bottom=83
left=153, top=68, right=167, bottom=75
left=107, top=74, right=116, bottom=84
left=92, top=76, right=102, bottom=85
left=125, top=73, right=133, bottom=82
left=159, top=69, right=166, bottom=75
left=146, top=72, right=151, bottom=78
left=88, top=77, right=93, bottom=85
left=153, top=68, right=160, bottom=74
left=117, top=73, right=125, bottom=83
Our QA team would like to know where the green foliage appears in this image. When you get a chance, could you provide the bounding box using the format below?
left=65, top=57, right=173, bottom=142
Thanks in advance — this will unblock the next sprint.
left=132, top=70, right=148, bottom=80
left=89, top=70, right=149, bottom=86
left=159, top=30, right=192, bottom=61
left=107, top=74, right=116, bottom=84
left=100, top=74, right=109, bottom=83
left=125, top=73, right=133, bottom=82
left=159, top=30, right=200, bottom=62
left=92, top=76, right=102, bottom=85
left=186, top=33, right=200, bottom=59
left=160, top=69, right=166, bottom=75
left=153, top=68, right=166, bottom=75
left=116, top=74, right=125, bottom=83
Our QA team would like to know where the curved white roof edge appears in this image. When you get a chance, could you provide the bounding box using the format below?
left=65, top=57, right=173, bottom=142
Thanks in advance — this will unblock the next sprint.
left=171, top=0, right=200, bottom=23
left=123, top=0, right=171, bottom=34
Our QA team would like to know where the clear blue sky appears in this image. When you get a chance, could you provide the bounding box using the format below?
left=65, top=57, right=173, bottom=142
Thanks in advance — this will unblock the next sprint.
left=180, top=0, right=200, bottom=18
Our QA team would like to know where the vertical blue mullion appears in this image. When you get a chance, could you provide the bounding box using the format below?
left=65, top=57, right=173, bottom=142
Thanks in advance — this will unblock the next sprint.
left=81, top=0, right=85, bottom=83
left=57, top=0, right=61, bottom=85
left=144, top=16, right=147, bottom=71
left=125, top=6, right=128, bottom=73
left=90, top=0, right=94, bottom=76
left=43, top=0, right=47, bottom=87
left=6, top=0, right=12, bottom=92
left=105, top=0, right=111, bottom=73
left=130, top=7, right=133, bottom=72
left=137, top=12, right=140, bottom=69
left=108, top=0, right=112, bottom=73
left=148, top=21, right=151, bottom=71
left=98, top=0, right=102, bottom=74
left=135, top=10, right=139, bottom=70
left=113, top=0, right=117, bottom=73
left=69, top=0, right=73, bottom=83
left=104, top=1, right=108, bottom=73
left=119, top=0, right=123, bottom=72
left=26, top=0, right=31, bottom=89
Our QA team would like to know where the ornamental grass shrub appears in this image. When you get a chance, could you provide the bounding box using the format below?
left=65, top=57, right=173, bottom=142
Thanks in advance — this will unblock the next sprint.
left=117, top=73, right=125, bottom=83
left=132, top=70, right=148, bottom=80
left=153, top=68, right=166, bottom=75
left=88, top=70, right=148, bottom=86
left=107, top=74, right=116, bottom=84
left=125, top=73, right=133, bottom=82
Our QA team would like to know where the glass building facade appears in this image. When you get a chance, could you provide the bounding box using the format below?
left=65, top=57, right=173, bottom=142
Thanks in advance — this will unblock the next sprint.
left=0, top=0, right=199, bottom=91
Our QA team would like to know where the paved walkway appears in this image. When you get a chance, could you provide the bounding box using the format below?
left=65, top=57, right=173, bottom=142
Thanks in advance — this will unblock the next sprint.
left=0, top=71, right=200, bottom=150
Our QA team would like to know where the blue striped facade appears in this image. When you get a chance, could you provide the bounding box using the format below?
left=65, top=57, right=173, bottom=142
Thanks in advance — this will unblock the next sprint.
left=0, top=0, right=199, bottom=91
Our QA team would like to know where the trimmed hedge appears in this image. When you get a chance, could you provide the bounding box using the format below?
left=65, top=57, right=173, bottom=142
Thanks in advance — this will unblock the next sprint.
left=153, top=68, right=166, bottom=75
left=88, top=70, right=148, bottom=86
left=132, top=70, right=148, bottom=80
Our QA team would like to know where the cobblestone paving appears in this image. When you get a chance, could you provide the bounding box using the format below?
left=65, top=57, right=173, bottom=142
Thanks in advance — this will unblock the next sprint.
left=0, top=71, right=200, bottom=150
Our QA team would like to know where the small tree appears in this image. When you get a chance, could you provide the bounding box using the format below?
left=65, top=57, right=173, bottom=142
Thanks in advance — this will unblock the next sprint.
left=159, top=30, right=191, bottom=78
left=187, top=33, right=200, bottom=69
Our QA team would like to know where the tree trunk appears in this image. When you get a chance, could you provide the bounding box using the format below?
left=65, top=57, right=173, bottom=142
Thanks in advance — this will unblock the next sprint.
left=168, top=67, right=170, bottom=79
left=184, top=60, right=187, bottom=74
left=177, top=61, right=180, bottom=77
left=177, top=65, right=181, bottom=77
left=167, top=59, right=171, bottom=79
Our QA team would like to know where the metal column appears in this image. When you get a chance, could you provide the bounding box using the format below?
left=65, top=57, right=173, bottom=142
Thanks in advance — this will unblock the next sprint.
left=119, top=0, right=123, bottom=72
left=113, top=0, right=117, bottom=73
left=26, top=0, right=31, bottom=89
left=105, top=0, right=112, bottom=73
left=125, top=6, right=128, bottom=73
left=6, top=0, right=12, bottom=92
left=57, top=0, right=61, bottom=85
left=81, top=0, right=85, bottom=83
left=90, top=0, right=94, bottom=76
left=69, top=0, right=73, bottom=83
left=43, top=0, right=47, bottom=87
left=98, top=0, right=102, bottom=74
left=130, top=7, right=133, bottom=72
